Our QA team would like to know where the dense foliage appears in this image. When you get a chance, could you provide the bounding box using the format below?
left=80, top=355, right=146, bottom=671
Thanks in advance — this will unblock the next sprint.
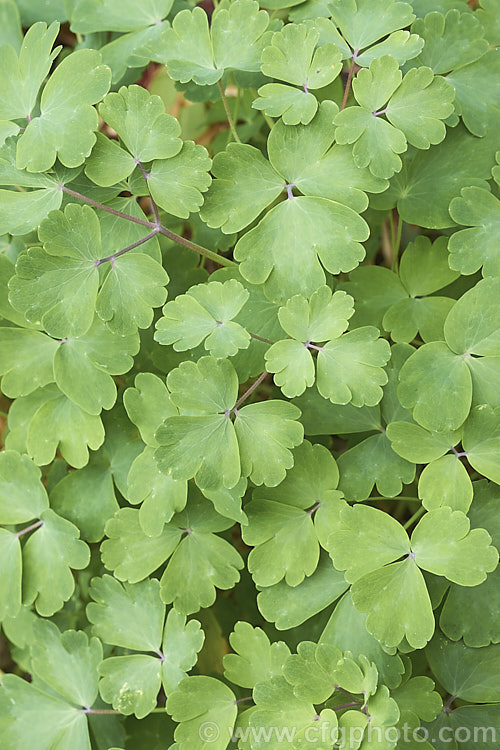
left=0, top=0, right=499, bottom=749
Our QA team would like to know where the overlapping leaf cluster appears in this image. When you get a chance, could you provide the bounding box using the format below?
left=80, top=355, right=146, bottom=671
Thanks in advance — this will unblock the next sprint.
left=0, top=1, right=499, bottom=749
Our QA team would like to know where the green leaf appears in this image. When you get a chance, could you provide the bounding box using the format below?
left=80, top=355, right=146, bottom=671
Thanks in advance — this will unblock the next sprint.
left=50, top=455, right=119, bottom=542
left=335, top=56, right=454, bottom=179
left=84, top=133, right=136, bottom=188
left=68, top=0, right=172, bottom=32
left=444, top=277, right=500, bottom=357
left=398, top=236, right=459, bottom=297
left=321, top=592, right=405, bottom=689
left=0, top=529, right=22, bottom=620
left=476, top=0, right=500, bottom=45
left=440, top=568, right=500, bottom=648
left=250, top=676, right=334, bottom=749
left=99, top=84, right=182, bottom=162
left=223, top=622, right=290, bottom=688
left=411, top=507, right=498, bottom=585
left=16, top=49, right=111, bottom=172
left=261, top=23, right=342, bottom=89
left=386, top=421, right=461, bottom=463
left=126, top=447, right=188, bottom=535
left=265, top=286, right=357, bottom=398
left=101, top=508, right=181, bottom=583
left=87, top=575, right=165, bottom=652
left=124, top=372, right=177, bottom=447
left=234, top=196, right=369, bottom=303
left=317, top=327, right=391, bottom=406
left=200, top=143, right=284, bottom=234
left=426, top=632, right=500, bottom=702
left=351, top=557, right=434, bottom=649
left=158, top=494, right=243, bottom=614
left=0, top=327, right=57, bottom=397
left=283, top=640, right=342, bottom=703
left=155, top=357, right=241, bottom=491
left=243, top=498, right=321, bottom=586
left=258, top=556, right=350, bottom=630
left=155, top=279, right=250, bottom=358
left=254, top=23, right=342, bottom=124
left=0, top=185, right=63, bottom=236
left=385, top=66, right=455, bottom=149
left=326, top=504, right=410, bottom=583
left=98, top=654, right=162, bottom=719
left=449, top=187, right=500, bottom=277
left=14, top=385, right=106, bottom=468
left=329, top=0, right=415, bottom=50
left=96, top=252, right=169, bottom=336
left=0, top=21, right=60, bottom=122
left=338, top=432, right=416, bottom=501
left=148, top=141, right=212, bottom=219
left=0, top=450, right=49, bottom=524
left=234, top=400, right=304, bottom=487
left=463, top=405, right=500, bottom=484
left=30, top=620, right=102, bottom=708
left=267, top=101, right=389, bottom=213
left=447, top=50, right=500, bottom=137
left=340, top=265, right=407, bottom=330
left=156, top=1, right=270, bottom=85
left=161, top=609, right=205, bottom=694
left=23, top=509, right=90, bottom=616
left=397, top=342, right=472, bottom=432
left=53, top=318, right=138, bottom=415
left=372, top=124, right=498, bottom=229
left=410, top=9, right=488, bottom=74
left=9, top=204, right=103, bottom=338
left=252, top=83, right=321, bottom=126
left=277, top=286, right=354, bottom=342
left=392, top=676, right=442, bottom=722
left=0, top=674, right=92, bottom=750
left=167, top=676, right=238, bottom=750
left=418, top=455, right=473, bottom=513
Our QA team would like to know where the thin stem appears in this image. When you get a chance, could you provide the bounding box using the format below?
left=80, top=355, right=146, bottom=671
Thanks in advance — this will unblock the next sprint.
left=61, top=186, right=236, bottom=268
left=136, top=160, right=160, bottom=225
left=307, top=502, right=321, bottom=516
left=62, top=187, right=152, bottom=228
left=81, top=707, right=165, bottom=715
left=218, top=80, right=241, bottom=144
left=96, top=229, right=160, bottom=266
left=403, top=506, right=425, bottom=531
left=157, top=226, right=236, bottom=267
left=249, top=333, right=275, bottom=345
left=333, top=702, right=362, bottom=711
left=16, top=520, right=43, bottom=538
left=234, top=697, right=253, bottom=706
left=341, top=52, right=358, bottom=111
left=443, top=695, right=457, bottom=713
left=391, top=213, right=403, bottom=273
left=234, top=370, right=268, bottom=409
left=250, top=88, right=275, bottom=129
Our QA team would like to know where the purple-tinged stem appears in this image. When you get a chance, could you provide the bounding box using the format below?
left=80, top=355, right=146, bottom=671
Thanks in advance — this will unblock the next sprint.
left=16, top=520, right=43, bottom=538
left=95, top=228, right=160, bottom=266
left=443, top=695, right=457, bottom=713
left=234, top=370, right=268, bottom=410
left=372, top=108, right=388, bottom=117
left=333, top=702, right=362, bottom=711
left=135, top=159, right=160, bottom=225
left=307, top=502, right=321, bottom=516
left=234, top=697, right=253, bottom=706
left=60, top=186, right=236, bottom=268
left=341, top=50, right=359, bottom=111
left=305, top=340, right=324, bottom=351
left=286, top=183, right=295, bottom=200
left=249, top=333, right=275, bottom=345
